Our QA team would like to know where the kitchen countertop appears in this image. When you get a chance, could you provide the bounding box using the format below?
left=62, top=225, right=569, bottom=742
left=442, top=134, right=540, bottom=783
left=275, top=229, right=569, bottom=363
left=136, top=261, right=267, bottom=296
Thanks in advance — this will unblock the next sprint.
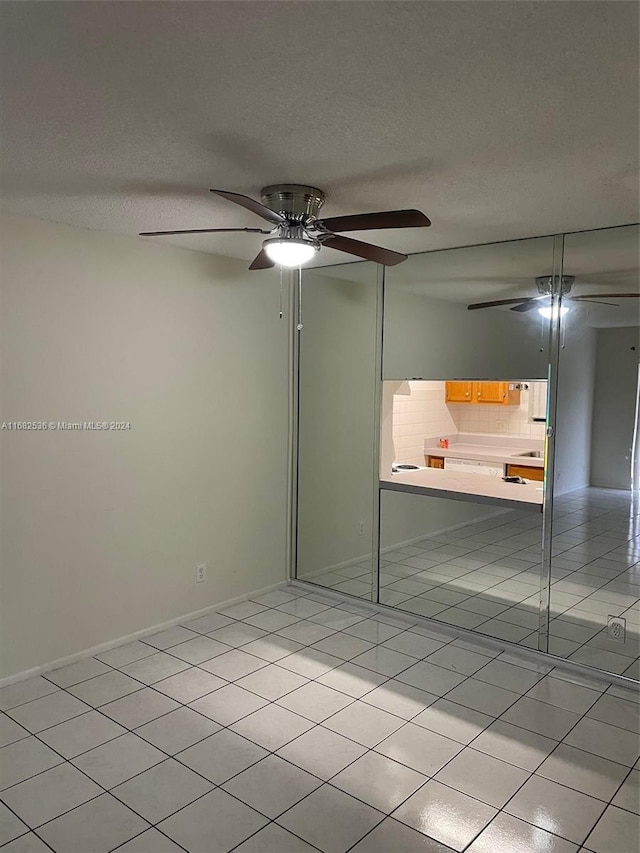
left=380, top=466, right=544, bottom=508
left=424, top=442, right=544, bottom=468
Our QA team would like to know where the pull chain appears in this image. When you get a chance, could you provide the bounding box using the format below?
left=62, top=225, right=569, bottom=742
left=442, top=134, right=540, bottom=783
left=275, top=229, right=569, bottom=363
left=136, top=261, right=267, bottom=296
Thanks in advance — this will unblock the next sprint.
left=297, top=266, right=303, bottom=331
left=279, top=266, right=284, bottom=319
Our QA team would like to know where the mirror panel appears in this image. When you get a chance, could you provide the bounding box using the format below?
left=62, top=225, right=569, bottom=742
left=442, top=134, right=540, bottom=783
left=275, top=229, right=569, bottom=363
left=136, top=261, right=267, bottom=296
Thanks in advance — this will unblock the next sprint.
left=379, top=236, right=554, bottom=650
left=293, top=225, right=640, bottom=685
left=380, top=489, right=543, bottom=648
left=294, top=262, right=379, bottom=599
left=383, top=236, right=555, bottom=381
left=548, top=224, right=640, bottom=679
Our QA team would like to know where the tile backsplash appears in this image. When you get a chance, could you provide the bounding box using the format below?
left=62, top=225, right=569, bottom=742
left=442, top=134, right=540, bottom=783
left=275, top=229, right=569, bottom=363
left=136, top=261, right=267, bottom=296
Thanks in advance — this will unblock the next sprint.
left=450, top=385, right=546, bottom=440
left=392, top=381, right=457, bottom=465
left=392, top=381, right=546, bottom=465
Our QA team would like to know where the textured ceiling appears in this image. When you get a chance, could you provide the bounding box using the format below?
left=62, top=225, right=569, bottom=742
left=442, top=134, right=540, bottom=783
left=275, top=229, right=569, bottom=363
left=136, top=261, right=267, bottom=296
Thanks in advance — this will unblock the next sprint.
left=1, top=1, right=638, bottom=267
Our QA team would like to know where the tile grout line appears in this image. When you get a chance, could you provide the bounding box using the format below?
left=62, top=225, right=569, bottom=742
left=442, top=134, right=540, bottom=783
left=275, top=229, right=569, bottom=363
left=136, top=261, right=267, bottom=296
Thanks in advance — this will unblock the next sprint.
left=311, top=492, right=639, bottom=671
left=0, top=605, right=513, bottom=848
left=1, top=583, right=637, bottom=852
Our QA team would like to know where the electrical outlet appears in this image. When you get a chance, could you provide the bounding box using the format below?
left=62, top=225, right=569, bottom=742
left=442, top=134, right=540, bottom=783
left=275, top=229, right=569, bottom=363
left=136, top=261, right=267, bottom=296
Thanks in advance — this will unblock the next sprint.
left=495, top=421, right=506, bottom=433
left=196, top=563, right=206, bottom=583
left=358, top=522, right=365, bottom=536
left=607, top=615, right=626, bottom=642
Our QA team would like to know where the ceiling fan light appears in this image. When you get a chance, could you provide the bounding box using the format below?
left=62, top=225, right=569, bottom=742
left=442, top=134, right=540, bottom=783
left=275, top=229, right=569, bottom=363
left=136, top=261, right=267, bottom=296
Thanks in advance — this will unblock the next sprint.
left=538, top=304, right=569, bottom=319
left=263, top=238, right=318, bottom=267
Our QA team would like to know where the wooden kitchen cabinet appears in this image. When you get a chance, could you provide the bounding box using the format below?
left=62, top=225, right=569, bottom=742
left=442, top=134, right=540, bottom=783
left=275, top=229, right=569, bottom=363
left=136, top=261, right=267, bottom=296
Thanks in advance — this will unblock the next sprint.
left=505, top=463, right=544, bottom=481
left=445, top=381, right=473, bottom=403
left=426, top=455, right=445, bottom=469
left=475, top=381, right=521, bottom=405
left=445, top=381, right=520, bottom=406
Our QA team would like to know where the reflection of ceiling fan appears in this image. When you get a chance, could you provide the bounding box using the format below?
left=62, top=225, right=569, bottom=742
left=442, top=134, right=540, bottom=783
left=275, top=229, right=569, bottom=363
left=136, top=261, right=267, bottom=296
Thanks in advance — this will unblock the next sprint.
left=468, top=275, right=639, bottom=312
left=140, top=184, right=431, bottom=269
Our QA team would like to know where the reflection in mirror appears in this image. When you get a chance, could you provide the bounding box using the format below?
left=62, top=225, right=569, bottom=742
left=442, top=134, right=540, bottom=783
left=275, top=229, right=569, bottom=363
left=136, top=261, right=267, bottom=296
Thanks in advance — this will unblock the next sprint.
left=380, top=236, right=553, bottom=649
left=383, top=235, right=555, bottom=380
left=381, top=379, right=546, bottom=506
left=548, top=225, right=640, bottom=681
left=380, top=490, right=544, bottom=649
left=294, top=261, right=379, bottom=599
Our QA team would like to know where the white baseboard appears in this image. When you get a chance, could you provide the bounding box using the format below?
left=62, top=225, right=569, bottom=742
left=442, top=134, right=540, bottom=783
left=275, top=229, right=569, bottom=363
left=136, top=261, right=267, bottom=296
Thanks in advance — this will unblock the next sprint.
left=297, top=507, right=509, bottom=581
left=0, top=578, right=288, bottom=688
left=380, top=507, right=510, bottom=554
left=289, top=579, right=632, bottom=691
left=299, top=555, right=373, bottom=580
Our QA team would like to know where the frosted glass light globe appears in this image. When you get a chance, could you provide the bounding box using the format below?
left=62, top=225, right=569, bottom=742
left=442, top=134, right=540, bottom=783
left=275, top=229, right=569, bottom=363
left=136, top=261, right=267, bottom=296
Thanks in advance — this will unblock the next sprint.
left=264, top=238, right=317, bottom=267
left=538, top=304, right=569, bottom=319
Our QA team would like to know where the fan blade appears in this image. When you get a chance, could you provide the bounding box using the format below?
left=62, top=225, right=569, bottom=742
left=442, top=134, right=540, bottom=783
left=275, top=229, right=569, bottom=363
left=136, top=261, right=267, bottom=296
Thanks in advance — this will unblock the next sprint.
left=468, top=291, right=640, bottom=312
left=569, top=298, right=619, bottom=307
left=318, top=209, right=431, bottom=232
left=322, top=235, right=407, bottom=266
left=467, top=297, right=536, bottom=311
left=210, top=189, right=286, bottom=225
left=570, top=293, right=640, bottom=301
left=248, top=248, right=275, bottom=271
left=511, top=300, right=543, bottom=313
left=139, top=227, right=271, bottom=236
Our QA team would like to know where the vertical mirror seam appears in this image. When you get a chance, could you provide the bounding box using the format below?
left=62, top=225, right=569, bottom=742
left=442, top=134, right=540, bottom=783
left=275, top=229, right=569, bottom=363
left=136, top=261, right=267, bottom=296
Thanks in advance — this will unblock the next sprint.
left=371, top=263, right=385, bottom=604
left=538, top=234, right=564, bottom=651
left=289, top=268, right=301, bottom=582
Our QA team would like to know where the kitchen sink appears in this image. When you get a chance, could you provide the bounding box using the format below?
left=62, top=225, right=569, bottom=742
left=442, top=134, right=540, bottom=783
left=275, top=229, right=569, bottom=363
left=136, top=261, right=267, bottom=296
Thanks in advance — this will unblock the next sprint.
left=515, top=450, right=544, bottom=458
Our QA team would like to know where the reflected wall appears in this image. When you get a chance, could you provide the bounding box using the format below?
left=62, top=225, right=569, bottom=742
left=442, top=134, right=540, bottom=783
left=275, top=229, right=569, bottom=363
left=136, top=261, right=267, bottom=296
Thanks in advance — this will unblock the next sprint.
left=383, top=236, right=553, bottom=380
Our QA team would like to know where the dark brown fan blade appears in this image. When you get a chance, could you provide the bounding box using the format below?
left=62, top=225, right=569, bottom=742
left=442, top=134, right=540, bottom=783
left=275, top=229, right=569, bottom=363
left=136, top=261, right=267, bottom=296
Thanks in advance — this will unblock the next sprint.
left=209, top=189, right=286, bottom=225
left=318, top=209, right=431, bottom=232
left=569, top=298, right=619, bottom=307
left=322, top=235, right=407, bottom=266
left=467, top=297, right=536, bottom=311
left=248, top=248, right=275, bottom=271
left=570, top=293, right=640, bottom=301
left=139, top=227, right=271, bottom=236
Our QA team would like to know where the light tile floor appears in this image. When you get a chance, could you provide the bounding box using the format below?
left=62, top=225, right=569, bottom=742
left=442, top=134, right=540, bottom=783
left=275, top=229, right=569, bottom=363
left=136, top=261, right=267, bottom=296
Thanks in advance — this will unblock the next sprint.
left=1, top=583, right=638, bottom=852
left=309, top=487, right=640, bottom=680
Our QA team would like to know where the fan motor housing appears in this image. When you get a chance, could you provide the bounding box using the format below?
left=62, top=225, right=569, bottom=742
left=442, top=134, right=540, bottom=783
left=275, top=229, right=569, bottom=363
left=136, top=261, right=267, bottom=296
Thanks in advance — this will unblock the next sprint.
left=261, top=184, right=325, bottom=223
left=535, top=275, right=575, bottom=296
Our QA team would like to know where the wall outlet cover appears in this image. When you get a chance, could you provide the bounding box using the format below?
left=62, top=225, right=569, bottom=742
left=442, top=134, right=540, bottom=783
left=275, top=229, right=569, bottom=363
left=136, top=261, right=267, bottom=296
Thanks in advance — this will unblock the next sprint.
left=196, top=563, right=206, bottom=583
left=607, top=615, right=626, bottom=642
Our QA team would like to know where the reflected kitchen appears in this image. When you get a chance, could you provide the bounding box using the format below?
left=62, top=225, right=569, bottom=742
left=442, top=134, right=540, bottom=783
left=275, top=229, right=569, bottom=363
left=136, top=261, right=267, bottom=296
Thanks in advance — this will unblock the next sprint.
left=381, top=379, right=547, bottom=506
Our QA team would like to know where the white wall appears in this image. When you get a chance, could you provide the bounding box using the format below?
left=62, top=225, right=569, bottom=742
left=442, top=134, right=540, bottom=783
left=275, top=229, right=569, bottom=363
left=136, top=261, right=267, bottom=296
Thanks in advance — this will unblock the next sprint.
left=0, top=214, right=289, bottom=678
left=590, top=327, right=639, bottom=489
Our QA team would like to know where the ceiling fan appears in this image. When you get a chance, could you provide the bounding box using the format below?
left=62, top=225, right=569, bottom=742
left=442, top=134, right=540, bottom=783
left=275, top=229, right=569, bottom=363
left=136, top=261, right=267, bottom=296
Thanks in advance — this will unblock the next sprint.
left=140, top=184, right=431, bottom=269
left=468, top=275, right=639, bottom=314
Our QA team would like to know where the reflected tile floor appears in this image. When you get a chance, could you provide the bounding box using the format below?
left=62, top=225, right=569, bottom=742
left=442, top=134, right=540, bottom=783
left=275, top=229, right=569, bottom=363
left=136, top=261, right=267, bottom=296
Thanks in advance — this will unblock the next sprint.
left=309, top=487, right=640, bottom=681
left=1, top=582, right=638, bottom=852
